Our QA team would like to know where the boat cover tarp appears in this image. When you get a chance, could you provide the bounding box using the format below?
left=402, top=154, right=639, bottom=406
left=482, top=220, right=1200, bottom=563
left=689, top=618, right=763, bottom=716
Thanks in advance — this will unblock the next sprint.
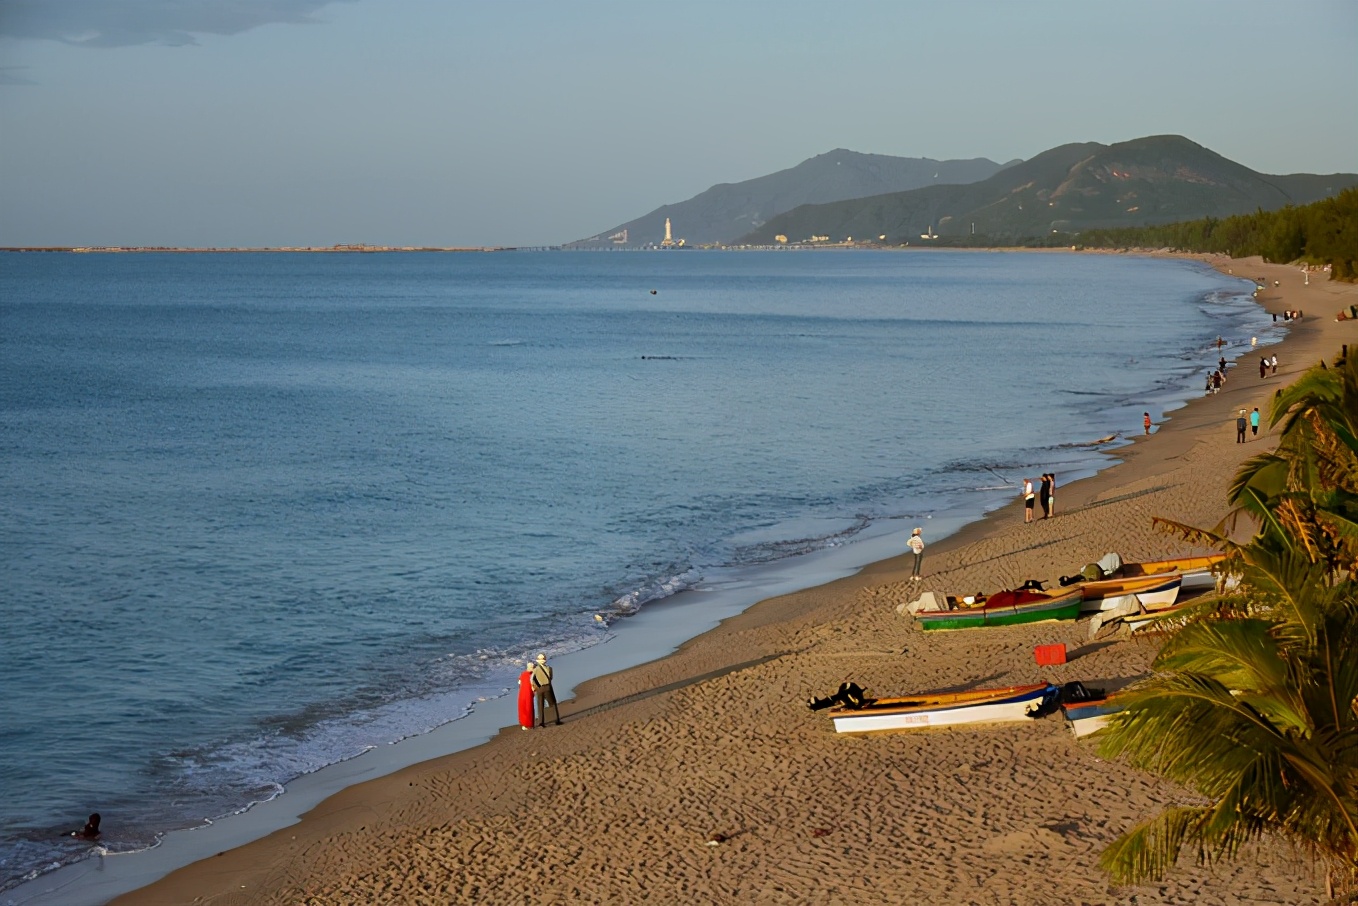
left=900, top=592, right=945, bottom=615
left=1098, top=552, right=1123, bottom=575
left=982, top=589, right=1050, bottom=609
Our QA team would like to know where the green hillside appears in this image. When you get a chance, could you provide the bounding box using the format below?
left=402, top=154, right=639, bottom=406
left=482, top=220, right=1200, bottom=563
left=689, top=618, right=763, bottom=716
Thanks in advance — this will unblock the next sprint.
left=735, top=136, right=1358, bottom=246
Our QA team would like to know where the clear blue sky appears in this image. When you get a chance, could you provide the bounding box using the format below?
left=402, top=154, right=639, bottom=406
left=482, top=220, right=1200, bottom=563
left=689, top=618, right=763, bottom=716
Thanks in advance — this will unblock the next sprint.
left=1, top=0, right=1355, bottom=248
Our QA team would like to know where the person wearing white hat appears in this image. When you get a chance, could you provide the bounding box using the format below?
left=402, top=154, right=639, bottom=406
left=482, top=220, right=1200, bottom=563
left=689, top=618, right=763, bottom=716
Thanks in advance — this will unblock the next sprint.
left=530, top=653, right=561, bottom=727
left=907, top=528, right=925, bottom=581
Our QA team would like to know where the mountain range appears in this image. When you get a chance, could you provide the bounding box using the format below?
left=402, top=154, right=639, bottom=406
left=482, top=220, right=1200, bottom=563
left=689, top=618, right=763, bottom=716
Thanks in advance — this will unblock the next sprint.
left=571, top=136, right=1357, bottom=248
left=567, top=150, right=1012, bottom=248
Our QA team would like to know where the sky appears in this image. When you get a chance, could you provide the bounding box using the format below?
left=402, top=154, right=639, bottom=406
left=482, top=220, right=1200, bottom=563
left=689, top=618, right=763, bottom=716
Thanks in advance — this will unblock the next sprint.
left=1, top=0, right=1355, bottom=249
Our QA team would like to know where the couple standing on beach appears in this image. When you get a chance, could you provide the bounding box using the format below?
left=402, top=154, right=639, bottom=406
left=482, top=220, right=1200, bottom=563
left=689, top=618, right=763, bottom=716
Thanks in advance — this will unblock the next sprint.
left=1022, top=474, right=1057, bottom=522
left=517, top=653, right=561, bottom=729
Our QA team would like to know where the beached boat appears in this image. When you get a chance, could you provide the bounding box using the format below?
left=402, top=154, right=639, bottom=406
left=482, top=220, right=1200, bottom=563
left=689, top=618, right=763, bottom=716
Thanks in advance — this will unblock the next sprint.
left=1061, top=695, right=1124, bottom=738
left=829, top=682, right=1058, bottom=734
left=913, top=587, right=1083, bottom=631
left=1075, top=573, right=1182, bottom=614
left=1120, top=553, right=1225, bottom=592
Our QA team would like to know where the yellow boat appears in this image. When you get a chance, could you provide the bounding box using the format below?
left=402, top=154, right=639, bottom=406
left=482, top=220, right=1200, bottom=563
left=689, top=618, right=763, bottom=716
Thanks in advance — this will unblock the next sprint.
left=1120, top=553, right=1225, bottom=592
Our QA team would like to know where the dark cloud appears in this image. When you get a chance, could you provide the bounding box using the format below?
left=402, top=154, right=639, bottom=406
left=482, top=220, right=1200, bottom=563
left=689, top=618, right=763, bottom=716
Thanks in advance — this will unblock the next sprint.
left=0, top=0, right=357, bottom=48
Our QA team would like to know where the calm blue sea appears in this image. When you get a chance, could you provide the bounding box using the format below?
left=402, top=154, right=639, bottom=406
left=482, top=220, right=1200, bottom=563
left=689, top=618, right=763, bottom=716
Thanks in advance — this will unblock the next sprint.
left=0, top=250, right=1274, bottom=890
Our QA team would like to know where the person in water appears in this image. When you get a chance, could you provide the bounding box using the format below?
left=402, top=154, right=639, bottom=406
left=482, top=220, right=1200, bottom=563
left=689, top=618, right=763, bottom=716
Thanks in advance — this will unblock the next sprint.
left=71, top=813, right=101, bottom=839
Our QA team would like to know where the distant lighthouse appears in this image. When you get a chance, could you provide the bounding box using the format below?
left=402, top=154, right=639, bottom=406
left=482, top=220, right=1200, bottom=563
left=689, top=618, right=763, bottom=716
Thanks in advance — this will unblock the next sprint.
left=661, top=218, right=675, bottom=247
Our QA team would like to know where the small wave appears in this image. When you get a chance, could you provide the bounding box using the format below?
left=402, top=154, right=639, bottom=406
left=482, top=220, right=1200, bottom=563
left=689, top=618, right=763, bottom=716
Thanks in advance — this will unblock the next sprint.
left=1055, top=433, right=1120, bottom=448
left=602, top=570, right=701, bottom=618
left=726, top=515, right=870, bottom=566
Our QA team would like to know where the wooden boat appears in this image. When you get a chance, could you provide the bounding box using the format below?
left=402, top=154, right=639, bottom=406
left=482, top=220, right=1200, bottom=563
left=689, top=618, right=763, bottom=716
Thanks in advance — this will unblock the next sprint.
left=1120, top=553, right=1225, bottom=592
left=1061, top=695, right=1123, bottom=738
left=829, top=683, right=1058, bottom=734
left=1075, top=573, right=1181, bottom=614
left=913, top=587, right=1083, bottom=631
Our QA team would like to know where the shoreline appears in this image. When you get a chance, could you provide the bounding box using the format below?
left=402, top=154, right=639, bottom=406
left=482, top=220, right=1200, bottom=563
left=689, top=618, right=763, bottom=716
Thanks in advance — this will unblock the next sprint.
left=15, top=254, right=1358, bottom=905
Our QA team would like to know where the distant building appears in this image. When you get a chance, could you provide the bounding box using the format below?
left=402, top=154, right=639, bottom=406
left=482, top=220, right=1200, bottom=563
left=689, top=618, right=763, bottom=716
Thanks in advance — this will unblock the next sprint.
left=661, top=218, right=675, bottom=247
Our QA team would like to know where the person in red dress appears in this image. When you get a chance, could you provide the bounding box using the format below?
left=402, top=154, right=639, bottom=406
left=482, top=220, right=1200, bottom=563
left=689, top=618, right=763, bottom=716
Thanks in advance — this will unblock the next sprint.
left=517, top=661, right=536, bottom=730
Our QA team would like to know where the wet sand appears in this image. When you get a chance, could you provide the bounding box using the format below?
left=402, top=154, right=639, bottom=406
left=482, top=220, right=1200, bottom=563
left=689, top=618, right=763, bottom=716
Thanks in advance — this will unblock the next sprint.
left=115, top=255, right=1357, bottom=905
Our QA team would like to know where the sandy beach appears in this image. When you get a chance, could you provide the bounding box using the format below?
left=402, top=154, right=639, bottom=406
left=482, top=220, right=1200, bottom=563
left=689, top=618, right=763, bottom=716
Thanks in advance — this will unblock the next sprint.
left=110, top=255, right=1356, bottom=905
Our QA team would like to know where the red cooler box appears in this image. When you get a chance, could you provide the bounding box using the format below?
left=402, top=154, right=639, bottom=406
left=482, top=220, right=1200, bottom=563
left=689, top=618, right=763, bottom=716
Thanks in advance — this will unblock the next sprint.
left=1034, top=643, right=1067, bottom=666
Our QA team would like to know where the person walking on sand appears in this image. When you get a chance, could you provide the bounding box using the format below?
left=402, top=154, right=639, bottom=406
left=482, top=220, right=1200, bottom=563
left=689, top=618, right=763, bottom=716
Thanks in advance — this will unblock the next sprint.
left=907, top=527, right=925, bottom=581
left=1038, top=474, right=1051, bottom=519
left=1260, top=356, right=1268, bottom=379
left=1143, top=412, right=1152, bottom=435
left=1046, top=473, right=1057, bottom=517
left=1250, top=407, right=1260, bottom=438
left=1271, top=354, right=1278, bottom=375
left=1022, top=478, right=1035, bottom=523
left=531, top=653, right=561, bottom=727
left=1237, top=409, right=1248, bottom=444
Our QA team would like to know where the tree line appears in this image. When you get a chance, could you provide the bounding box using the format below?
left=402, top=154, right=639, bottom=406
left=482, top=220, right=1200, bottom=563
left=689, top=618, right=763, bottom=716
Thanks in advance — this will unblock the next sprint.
left=1076, top=188, right=1358, bottom=281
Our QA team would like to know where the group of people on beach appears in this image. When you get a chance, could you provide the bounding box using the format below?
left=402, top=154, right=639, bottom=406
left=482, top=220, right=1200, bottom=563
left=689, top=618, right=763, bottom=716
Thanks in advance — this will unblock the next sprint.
left=1021, top=473, right=1057, bottom=523
left=1259, top=354, right=1278, bottom=378
left=517, top=653, right=561, bottom=729
left=1236, top=407, right=1261, bottom=443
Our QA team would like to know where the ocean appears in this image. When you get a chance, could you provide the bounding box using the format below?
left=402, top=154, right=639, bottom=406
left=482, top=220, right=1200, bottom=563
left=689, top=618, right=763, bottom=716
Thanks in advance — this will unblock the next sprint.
left=0, top=249, right=1275, bottom=894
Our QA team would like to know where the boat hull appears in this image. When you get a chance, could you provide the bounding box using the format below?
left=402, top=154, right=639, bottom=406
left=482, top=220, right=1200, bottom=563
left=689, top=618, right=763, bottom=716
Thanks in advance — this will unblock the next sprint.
left=1122, top=554, right=1224, bottom=592
left=1061, top=697, right=1123, bottom=738
left=831, top=683, right=1057, bottom=734
left=915, top=589, right=1083, bottom=630
left=1077, top=574, right=1181, bottom=613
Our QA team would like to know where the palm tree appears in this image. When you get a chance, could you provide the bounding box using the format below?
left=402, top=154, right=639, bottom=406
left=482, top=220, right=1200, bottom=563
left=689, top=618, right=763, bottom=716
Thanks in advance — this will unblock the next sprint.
left=1098, top=350, right=1358, bottom=894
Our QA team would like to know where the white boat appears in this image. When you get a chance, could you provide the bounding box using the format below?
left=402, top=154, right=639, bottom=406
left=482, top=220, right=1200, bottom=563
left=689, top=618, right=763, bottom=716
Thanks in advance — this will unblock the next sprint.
left=1061, top=696, right=1123, bottom=738
left=828, top=683, right=1057, bottom=734
left=1076, top=573, right=1182, bottom=614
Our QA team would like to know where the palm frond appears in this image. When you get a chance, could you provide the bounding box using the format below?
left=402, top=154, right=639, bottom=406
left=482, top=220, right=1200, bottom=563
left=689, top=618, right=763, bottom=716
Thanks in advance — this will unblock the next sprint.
left=1099, top=806, right=1213, bottom=885
left=1102, top=349, right=1358, bottom=889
